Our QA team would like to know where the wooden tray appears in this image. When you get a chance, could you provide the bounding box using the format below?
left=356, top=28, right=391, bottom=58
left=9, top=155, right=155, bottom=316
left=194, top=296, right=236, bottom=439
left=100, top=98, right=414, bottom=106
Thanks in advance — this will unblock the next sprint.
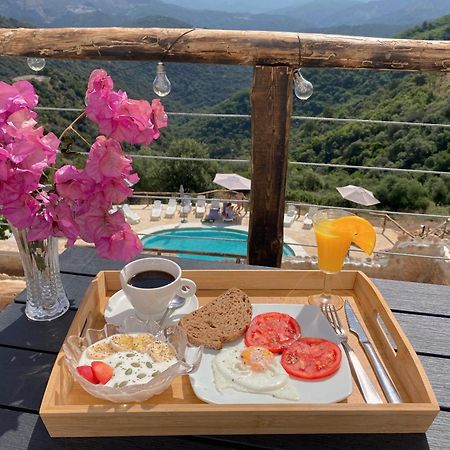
left=40, top=270, right=439, bottom=437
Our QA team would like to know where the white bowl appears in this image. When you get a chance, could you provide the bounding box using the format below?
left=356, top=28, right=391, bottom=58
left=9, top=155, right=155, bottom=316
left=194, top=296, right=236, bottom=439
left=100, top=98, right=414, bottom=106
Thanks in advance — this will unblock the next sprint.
left=63, top=316, right=202, bottom=403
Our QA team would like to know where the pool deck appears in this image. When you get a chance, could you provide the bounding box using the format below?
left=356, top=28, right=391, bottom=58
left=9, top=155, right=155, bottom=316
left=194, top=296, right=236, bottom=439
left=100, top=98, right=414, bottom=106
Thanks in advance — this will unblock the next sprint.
left=0, top=202, right=401, bottom=272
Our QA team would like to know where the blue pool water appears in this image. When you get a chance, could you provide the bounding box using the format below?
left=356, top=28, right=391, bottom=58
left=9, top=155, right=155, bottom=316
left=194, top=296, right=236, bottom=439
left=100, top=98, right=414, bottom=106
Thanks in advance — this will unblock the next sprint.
left=141, top=227, right=295, bottom=261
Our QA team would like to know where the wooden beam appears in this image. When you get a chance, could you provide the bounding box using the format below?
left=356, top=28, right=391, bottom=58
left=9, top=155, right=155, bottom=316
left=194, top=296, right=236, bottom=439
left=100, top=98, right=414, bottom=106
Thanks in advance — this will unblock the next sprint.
left=248, top=65, right=292, bottom=267
left=0, top=28, right=449, bottom=72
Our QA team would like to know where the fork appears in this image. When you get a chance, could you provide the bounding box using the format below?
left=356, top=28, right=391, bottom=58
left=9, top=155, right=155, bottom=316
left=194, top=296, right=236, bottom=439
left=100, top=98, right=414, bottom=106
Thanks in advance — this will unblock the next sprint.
left=322, top=305, right=383, bottom=404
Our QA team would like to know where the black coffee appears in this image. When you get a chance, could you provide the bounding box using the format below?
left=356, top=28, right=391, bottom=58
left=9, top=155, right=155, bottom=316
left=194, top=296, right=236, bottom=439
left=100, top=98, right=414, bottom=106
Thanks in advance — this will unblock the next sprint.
left=128, top=270, right=175, bottom=289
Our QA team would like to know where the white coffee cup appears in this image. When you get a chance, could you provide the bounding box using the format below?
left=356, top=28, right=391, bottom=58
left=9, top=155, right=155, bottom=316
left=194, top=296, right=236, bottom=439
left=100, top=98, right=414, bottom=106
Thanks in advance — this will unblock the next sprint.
left=119, top=258, right=196, bottom=321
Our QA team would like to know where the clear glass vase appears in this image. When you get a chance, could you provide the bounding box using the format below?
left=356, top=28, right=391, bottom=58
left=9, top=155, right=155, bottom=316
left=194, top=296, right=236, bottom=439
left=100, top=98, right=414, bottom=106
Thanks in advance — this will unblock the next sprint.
left=10, top=225, right=69, bottom=321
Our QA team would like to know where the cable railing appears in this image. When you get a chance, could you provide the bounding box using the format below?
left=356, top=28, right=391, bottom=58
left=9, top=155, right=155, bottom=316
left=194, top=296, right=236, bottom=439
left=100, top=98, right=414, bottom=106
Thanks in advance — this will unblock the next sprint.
left=5, top=106, right=446, bottom=266
left=119, top=153, right=450, bottom=177
left=36, top=107, right=450, bottom=129
left=36, top=107, right=449, bottom=177
left=52, top=149, right=450, bottom=177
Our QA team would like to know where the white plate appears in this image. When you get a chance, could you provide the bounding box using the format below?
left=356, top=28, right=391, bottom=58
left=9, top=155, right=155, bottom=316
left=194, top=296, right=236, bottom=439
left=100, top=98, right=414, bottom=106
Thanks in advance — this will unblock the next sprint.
left=188, top=304, right=352, bottom=404
left=104, top=289, right=199, bottom=327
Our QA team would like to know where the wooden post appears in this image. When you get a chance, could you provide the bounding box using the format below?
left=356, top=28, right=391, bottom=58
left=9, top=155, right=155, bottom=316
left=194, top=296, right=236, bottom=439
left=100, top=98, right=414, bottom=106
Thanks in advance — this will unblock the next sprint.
left=248, top=65, right=293, bottom=267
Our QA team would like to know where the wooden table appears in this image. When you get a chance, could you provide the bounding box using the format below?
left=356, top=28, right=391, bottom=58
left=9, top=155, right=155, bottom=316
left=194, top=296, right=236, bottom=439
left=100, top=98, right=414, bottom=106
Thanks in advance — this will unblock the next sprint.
left=0, top=246, right=449, bottom=450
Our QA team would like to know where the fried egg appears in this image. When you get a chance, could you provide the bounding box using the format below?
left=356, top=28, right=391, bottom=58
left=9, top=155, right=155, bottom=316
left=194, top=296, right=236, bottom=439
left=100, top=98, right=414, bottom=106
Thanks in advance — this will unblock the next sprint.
left=212, top=345, right=299, bottom=401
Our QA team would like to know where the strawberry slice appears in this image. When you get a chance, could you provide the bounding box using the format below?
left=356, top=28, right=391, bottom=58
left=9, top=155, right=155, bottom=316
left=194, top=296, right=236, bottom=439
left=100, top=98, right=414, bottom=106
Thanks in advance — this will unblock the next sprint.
left=91, top=361, right=114, bottom=384
left=77, top=365, right=99, bottom=384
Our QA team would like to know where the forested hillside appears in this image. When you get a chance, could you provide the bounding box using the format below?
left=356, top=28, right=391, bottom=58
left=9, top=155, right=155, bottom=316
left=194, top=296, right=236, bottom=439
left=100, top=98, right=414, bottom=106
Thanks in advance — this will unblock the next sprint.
left=0, top=14, right=448, bottom=213
left=168, top=15, right=450, bottom=213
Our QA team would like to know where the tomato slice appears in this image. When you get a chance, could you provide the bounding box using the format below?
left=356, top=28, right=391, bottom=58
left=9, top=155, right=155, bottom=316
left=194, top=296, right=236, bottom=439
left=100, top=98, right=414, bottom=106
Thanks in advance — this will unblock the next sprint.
left=244, top=312, right=301, bottom=353
left=281, top=337, right=341, bottom=380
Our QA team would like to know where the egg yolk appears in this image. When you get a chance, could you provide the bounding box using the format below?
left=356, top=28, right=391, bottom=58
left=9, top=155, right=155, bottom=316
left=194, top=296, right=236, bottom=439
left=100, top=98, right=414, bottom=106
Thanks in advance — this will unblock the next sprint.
left=241, top=346, right=274, bottom=371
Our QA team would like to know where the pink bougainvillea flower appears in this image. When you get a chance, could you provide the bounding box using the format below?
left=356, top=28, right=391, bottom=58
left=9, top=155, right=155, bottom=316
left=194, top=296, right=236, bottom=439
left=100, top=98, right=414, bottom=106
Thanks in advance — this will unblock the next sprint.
left=27, top=194, right=80, bottom=244
left=27, top=210, right=54, bottom=242
left=75, top=202, right=122, bottom=243
left=95, top=226, right=143, bottom=261
left=0, top=70, right=162, bottom=262
left=86, top=89, right=126, bottom=137
left=6, top=139, right=42, bottom=166
left=0, top=80, right=38, bottom=122
left=111, top=98, right=157, bottom=145
left=85, top=69, right=122, bottom=136
left=1, top=193, right=40, bottom=229
left=86, top=69, right=114, bottom=96
left=3, top=109, right=37, bottom=137
left=4, top=167, right=42, bottom=197
left=85, top=70, right=167, bottom=146
left=36, top=131, right=59, bottom=164
left=150, top=98, right=168, bottom=137
left=49, top=197, right=80, bottom=245
left=12, top=80, right=38, bottom=109
left=55, top=165, right=95, bottom=201
left=0, top=147, right=8, bottom=181
left=100, top=178, right=135, bottom=205
left=84, top=136, right=133, bottom=182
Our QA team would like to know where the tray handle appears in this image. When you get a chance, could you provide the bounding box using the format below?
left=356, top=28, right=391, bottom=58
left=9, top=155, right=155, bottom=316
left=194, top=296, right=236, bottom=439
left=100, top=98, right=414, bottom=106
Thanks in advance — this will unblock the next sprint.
left=354, top=272, right=436, bottom=404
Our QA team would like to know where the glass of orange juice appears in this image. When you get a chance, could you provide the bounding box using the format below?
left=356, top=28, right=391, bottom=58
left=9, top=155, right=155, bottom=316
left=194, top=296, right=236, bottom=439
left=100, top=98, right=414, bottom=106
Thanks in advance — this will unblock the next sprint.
left=309, top=209, right=376, bottom=310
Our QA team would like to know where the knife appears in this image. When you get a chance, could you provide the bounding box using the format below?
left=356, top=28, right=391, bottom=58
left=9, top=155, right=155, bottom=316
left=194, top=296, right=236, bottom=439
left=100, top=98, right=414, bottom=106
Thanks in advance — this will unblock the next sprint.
left=344, top=301, right=402, bottom=403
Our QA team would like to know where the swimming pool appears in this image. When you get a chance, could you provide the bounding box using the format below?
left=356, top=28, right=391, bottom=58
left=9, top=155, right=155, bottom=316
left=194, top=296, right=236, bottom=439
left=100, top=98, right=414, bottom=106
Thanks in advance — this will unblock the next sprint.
left=141, top=227, right=296, bottom=261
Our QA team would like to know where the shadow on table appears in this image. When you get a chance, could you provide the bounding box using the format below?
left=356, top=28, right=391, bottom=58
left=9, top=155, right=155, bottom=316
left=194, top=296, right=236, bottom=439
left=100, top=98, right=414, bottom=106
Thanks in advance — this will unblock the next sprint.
left=0, top=410, right=431, bottom=450
left=28, top=418, right=435, bottom=450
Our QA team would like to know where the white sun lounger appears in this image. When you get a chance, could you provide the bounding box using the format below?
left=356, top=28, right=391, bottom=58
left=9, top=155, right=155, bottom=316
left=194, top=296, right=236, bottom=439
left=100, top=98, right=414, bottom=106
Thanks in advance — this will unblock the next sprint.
left=122, top=203, right=141, bottom=225
left=180, top=198, right=192, bottom=215
left=210, top=198, right=220, bottom=211
left=195, top=195, right=206, bottom=217
left=165, top=198, right=177, bottom=218
left=151, top=200, right=162, bottom=220
left=223, top=210, right=234, bottom=223
left=180, top=198, right=192, bottom=222
left=302, top=206, right=318, bottom=230
left=283, top=204, right=297, bottom=227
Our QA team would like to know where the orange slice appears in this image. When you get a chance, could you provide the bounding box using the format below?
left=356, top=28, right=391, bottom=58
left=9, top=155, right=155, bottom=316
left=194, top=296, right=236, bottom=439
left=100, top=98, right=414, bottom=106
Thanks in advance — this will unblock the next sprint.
left=332, top=216, right=376, bottom=255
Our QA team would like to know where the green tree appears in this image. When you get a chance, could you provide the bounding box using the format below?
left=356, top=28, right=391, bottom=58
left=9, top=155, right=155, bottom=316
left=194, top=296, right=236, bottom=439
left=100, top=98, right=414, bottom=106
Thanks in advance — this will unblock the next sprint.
left=0, top=216, right=10, bottom=240
left=375, top=176, right=429, bottom=211
left=150, top=139, right=219, bottom=193
left=427, top=177, right=450, bottom=206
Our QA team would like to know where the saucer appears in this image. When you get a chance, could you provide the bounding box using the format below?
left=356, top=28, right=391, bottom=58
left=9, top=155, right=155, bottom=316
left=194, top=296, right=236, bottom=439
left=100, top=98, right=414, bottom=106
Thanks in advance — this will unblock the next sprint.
left=104, top=289, right=199, bottom=327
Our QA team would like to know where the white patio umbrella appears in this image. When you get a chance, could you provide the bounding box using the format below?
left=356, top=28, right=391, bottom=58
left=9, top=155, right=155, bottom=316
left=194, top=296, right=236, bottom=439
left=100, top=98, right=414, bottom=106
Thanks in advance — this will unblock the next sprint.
left=336, top=185, right=380, bottom=206
left=213, top=173, right=251, bottom=191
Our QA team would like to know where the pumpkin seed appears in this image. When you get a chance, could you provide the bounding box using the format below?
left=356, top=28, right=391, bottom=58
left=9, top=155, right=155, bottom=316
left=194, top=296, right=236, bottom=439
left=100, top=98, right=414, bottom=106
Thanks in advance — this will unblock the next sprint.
left=146, top=362, right=153, bottom=368
left=131, top=362, right=141, bottom=368
left=125, top=368, right=133, bottom=375
left=126, top=353, right=135, bottom=357
left=152, top=370, right=160, bottom=377
left=137, top=373, right=146, bottom=379
left=118, top=381, right=128, bottom=388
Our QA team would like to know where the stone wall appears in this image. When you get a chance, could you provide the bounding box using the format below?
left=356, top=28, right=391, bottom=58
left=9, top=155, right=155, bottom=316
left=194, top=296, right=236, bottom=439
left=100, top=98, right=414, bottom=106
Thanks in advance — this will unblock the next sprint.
left=282, top=237, right=450, bottom=286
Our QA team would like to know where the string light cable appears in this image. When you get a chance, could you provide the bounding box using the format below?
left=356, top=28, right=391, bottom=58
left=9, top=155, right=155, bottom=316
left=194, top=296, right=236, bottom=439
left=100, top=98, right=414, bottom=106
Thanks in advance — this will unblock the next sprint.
left=153, top=28, right=197, bottom=97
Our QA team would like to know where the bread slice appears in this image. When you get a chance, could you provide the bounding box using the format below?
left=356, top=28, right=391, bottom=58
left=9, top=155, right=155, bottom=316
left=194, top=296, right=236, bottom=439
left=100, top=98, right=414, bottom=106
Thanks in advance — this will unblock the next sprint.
left=180, top=288, right=252, bottom=350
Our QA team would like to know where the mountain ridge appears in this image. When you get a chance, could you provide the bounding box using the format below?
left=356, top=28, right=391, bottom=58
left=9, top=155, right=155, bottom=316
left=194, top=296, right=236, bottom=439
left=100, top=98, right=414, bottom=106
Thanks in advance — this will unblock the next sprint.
left=2, top=0, right=449, bottom=33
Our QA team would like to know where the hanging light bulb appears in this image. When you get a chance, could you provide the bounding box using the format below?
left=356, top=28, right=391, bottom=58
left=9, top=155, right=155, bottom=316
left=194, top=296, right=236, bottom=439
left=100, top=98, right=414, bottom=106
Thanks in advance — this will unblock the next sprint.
left=153, top=62, right=171, bottom=97
left=293, top=69, right=313, bottom=100
left=27, top=57, right=46, bottom=72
